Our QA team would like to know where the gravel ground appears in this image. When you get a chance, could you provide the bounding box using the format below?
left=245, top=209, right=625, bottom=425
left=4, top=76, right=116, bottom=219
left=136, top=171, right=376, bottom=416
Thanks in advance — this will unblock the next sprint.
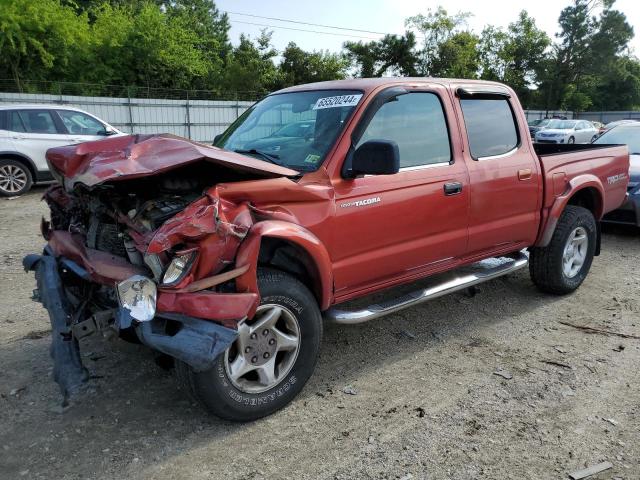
left=0, top=188, right=638, bottom=480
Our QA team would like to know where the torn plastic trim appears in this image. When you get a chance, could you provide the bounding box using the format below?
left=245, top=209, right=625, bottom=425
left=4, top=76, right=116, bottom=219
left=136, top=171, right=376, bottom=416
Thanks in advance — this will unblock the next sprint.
left=22, top=254, right=89, bottom=403
left=135, top=313, right=238, bottom=372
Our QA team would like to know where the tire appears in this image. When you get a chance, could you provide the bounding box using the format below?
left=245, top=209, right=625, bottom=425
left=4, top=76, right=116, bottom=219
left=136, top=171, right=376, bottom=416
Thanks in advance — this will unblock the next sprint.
left=591, top=135, right=598, bottom=143
left=529, top=205, right=597, bottom=294
left=567, top=136, right=575, bottom=144
left=176, top=268, right=323, bottom=421
left=0, top=158, right=33, bottom=197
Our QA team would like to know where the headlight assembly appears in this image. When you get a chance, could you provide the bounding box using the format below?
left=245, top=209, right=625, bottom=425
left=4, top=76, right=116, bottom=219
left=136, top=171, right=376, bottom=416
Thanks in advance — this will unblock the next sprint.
left=162, top=251, right=197, bottom=285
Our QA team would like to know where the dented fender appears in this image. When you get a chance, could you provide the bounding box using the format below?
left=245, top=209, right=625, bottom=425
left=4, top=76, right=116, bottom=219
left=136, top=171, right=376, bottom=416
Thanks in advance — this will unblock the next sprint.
left=235, top=221, right=334, bottom=311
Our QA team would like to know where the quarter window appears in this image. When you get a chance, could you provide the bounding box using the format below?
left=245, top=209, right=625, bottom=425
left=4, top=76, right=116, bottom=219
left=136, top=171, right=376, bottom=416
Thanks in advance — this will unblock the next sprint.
left=460, top=99, right=518, bottom=159
left=357, top=92, right=451, bottom=168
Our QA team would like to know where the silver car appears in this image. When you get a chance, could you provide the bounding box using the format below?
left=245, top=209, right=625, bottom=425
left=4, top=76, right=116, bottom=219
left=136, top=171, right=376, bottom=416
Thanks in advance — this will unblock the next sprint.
left=534, top=120, right=599, bottom=144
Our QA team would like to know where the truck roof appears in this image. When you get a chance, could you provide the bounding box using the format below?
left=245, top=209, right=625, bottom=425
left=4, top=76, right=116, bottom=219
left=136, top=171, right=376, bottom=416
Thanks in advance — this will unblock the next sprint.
left=274, top=77, right=511, bottom=95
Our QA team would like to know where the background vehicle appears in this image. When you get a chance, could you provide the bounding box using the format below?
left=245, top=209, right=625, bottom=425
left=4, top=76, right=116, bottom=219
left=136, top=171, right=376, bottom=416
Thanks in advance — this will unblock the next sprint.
left=534, top=119, right=599, bottom=144
left=594, top=123, right=640, bottom=226
left=600, top=119, right=638, bottom=134
left=0, top=105, right=122, bottom=196
left=528, top=118, right=551, bottom=137
left=25, top=78, right=629, bottom=421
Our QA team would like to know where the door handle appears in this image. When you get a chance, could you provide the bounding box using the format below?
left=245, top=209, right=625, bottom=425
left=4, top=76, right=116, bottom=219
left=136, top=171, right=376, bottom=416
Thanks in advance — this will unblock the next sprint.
left=518, top=169, right=532, bottom=181
left=443, top=182, right=463, bottom=196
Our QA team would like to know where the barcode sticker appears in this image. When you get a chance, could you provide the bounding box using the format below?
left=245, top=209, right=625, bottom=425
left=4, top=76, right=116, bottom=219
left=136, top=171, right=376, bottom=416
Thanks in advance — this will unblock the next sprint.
left=312, top=94, right=363, bottom=110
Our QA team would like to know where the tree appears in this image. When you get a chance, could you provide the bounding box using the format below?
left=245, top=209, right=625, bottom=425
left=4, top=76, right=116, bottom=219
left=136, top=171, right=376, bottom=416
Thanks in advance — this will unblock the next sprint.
left=0, top=0, right=91, bottom=90
left=406, top=7, right=472, bottom=76
left=221, top=31, right=279, bottom=96
left=278, top=42, right=348, bottom=87
left=431, top=31, right=479, bottom=78
left=344, top=33, right=418, bottom=77
left=479, top=11, right=550, bottom=105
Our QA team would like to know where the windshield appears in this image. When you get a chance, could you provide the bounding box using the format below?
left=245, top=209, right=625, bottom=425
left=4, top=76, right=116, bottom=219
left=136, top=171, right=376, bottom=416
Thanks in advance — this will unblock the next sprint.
left=528, top=119, right=550, bottom=127
left=547, top=120, right=577, bottom=129
left=216, top=90, right=363, bottom=172
left=594, top=125, right=640, bottom=154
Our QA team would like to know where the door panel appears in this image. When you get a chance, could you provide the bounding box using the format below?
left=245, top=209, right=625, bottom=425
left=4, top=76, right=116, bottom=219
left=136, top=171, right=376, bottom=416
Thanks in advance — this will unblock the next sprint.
left=13, top=110, right=68, bottom=171
left=329, top=88, right=469, bottom=298
left=455, top=94, right=541, bottom=257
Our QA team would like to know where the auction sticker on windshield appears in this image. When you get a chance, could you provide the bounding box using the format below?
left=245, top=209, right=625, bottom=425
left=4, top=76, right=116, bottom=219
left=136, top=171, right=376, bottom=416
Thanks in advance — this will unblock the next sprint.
left=313, top=94, right=363, bottom=110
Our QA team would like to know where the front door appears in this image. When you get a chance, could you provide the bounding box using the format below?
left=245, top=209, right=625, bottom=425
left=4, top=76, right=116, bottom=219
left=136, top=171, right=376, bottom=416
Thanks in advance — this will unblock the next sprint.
left=330, top=87, right=469, bottom=300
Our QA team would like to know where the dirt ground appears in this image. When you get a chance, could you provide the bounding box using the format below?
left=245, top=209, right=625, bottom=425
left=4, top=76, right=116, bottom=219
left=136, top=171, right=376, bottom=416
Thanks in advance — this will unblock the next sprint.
left=0, top=188, right=638, bottom=480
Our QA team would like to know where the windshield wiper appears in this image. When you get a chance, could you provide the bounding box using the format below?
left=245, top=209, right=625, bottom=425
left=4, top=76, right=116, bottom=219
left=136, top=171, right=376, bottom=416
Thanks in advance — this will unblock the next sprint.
left=233, top=149, right=281, bottom=165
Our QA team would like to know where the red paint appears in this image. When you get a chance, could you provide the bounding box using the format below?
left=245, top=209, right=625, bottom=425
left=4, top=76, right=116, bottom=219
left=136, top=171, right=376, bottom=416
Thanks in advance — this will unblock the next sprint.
left=46, top=133, right=298, bottom=188
left=41, top=78, right=630, bottom=326
left=156, top=291, right=259, bottom=327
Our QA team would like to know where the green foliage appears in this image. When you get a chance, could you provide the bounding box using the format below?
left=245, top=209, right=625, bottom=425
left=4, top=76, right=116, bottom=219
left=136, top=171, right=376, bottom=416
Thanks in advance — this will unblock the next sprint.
left=0, top=0, right=639, bottom=110
left=278, top=42, right=349, bottom=87
left=344, top=33, right=418, bottom=77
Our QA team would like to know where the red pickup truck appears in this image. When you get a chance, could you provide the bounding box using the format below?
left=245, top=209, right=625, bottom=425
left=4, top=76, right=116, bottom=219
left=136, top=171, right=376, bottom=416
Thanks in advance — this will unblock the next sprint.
left=24, top=78, right=629, bottom=421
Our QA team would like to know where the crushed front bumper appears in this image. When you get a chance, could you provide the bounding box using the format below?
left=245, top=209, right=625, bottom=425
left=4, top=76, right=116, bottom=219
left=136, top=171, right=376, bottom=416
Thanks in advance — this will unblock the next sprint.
left=23, top=252, right=241, bottom=403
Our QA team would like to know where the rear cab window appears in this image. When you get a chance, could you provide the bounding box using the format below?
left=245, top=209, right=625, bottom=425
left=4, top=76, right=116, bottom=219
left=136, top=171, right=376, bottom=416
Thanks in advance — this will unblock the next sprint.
left=459, top=98, right=519, bottom=159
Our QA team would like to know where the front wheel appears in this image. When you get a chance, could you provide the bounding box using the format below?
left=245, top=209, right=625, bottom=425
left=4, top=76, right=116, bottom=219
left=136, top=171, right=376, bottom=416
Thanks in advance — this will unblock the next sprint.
left=176, top=268, right=322, bottom=421
left=0, top=159, right=32, bottom=197
left=567, top=136, right=575, bottom=144
left=529, top=205, right=597, bottom=294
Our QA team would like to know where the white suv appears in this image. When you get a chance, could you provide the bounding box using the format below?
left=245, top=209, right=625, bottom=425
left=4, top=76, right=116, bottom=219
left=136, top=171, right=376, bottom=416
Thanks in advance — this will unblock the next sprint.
left=0, top=105, right=123, bottom=196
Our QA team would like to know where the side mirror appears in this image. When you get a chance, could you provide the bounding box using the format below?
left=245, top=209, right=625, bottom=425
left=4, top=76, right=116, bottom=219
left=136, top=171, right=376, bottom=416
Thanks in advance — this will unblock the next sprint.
left=213, top=133, right=223, bottom=145
left=101, top=126, right=117, bottom=136
left=349, top=140, right=400, bottom=177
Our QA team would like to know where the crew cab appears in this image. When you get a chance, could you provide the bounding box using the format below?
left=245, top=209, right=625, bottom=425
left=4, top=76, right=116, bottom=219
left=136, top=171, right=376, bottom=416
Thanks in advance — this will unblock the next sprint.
left=24, top=78, right=629, bottom=421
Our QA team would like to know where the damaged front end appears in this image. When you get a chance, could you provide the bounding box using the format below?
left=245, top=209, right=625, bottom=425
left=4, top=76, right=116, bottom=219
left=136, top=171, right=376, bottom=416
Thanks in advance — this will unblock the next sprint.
left=24, top=134, right=299, bottom=402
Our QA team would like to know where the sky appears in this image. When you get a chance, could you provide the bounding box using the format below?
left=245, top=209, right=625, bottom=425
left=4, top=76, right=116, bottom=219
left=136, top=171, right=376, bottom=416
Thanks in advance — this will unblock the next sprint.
left=215, top=0, right=640, bottom=57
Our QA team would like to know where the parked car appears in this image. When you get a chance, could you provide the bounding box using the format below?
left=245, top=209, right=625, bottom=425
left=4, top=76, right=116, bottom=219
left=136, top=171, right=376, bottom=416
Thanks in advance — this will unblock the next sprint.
left=593, top=123, right=640, bottom=226
left=535, top=119, right=599, bottom=144
left=590, top=121, right=605, bottom=134
left=527, top=118, right=551, bottom=137
left=24, top=78, right=629, bottom=421
left=0, top=105, right=122, bottom=196
left=601, top=119, right=638, bottom=134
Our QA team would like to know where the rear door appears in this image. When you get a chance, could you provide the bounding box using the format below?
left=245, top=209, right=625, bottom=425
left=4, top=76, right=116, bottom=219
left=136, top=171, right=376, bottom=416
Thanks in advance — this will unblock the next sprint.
left=331, top=86, right=469, bottom=298
left=454, top=90, right=542, bottom=257
left=11, top=109, right=68, bottom=171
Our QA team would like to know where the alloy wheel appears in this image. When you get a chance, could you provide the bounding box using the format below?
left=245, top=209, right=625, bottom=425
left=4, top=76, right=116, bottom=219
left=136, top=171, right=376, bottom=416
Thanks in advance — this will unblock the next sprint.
left=562, top=226, right=588, bottom=278
left=0, top=164, right=28, bottom=195
left=224, top=304, right=301, bottom=394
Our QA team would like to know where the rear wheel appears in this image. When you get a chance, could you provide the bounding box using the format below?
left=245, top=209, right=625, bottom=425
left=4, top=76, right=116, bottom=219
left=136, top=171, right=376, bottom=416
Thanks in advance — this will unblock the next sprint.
left=176, top=268, right=322, bottom=421
left=529, top=205, right=597, bottom=294
left=0, top=159, right=32, bottom=197
left=567, top=136, right=575, bottom=144
left=591, top=135, right=598, bottom=143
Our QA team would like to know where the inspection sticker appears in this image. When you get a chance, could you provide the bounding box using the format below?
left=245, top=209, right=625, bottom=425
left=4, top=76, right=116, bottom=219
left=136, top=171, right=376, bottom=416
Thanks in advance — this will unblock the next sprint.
left=313, top=94, right=362, bottom=110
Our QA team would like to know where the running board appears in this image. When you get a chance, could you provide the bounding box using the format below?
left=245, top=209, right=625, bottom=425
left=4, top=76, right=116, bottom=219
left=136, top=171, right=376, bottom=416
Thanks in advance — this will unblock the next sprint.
left=324, top=252, right=529, bottom=325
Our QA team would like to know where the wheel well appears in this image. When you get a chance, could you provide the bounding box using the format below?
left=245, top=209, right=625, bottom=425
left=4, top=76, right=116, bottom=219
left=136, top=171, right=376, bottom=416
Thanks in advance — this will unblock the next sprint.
left=567, top=187, right=602, bottom=219
left=258, top=237, right=322, bottom=304
left=0, top=154, right=36, bottom=179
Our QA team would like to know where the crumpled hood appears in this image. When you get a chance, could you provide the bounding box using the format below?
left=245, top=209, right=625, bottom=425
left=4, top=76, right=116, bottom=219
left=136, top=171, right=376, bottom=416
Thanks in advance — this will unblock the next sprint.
left=46, top=133, right=299, bottom=189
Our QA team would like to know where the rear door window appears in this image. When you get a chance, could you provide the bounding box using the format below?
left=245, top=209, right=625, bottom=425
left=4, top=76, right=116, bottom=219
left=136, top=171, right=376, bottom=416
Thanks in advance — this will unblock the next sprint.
left=460, top=99, right=519, bottom=159
left=18, top=110, right=58, bottom=134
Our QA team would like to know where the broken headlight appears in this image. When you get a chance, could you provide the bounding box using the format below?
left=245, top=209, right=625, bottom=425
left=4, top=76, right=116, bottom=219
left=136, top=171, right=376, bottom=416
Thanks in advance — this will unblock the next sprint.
left=161, top=251, right=197, bottom=286
left=116, top=275, right=157, bottom=322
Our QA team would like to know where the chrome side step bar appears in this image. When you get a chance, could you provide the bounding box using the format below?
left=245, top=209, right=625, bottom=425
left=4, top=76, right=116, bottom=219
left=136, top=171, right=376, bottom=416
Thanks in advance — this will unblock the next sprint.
left=324, top=251, right=529, bottom=325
